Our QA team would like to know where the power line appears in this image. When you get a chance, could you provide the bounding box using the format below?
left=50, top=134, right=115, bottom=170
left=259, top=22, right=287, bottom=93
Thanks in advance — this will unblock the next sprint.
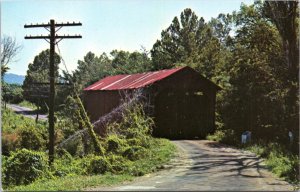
left=24, top=19, right=82, bottom=165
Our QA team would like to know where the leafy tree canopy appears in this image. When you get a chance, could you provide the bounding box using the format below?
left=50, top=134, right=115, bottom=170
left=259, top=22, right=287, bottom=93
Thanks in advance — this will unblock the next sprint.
left=23, top=49, right=60, bottom=110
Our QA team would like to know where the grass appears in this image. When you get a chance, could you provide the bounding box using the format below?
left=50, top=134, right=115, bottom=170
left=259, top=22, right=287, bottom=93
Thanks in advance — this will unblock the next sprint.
left=10, top=173, right=133, bottom=191
left=18, top=100, right=37, bottom=110
left=127, top=138, right=176, bottom=175
left=3, top=102, right=177, bottom=191
left=1, top=108, right=46, bottom=133
left=206, top=130, right=225, bottom=142
left=206, top=129, right=237, bottom=145
left=245, top=143, right=299, bottom=185
left=2, top=107, right=47, bottom=133
left=207, top=131, right=299, bottom=185
left=6, top=138, right=176, bottom=191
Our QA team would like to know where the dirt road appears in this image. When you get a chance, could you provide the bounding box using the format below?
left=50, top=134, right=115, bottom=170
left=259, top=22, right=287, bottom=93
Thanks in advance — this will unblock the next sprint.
left=87, top=140, right=294, bottom=191
left=7, top=104, right=47, bottom=121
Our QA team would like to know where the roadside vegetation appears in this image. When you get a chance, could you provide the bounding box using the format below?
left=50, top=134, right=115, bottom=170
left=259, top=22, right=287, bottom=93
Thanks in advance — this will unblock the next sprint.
left=18, top=100, right=37, bottom=110
left=1, top=82, right=37, bottom=110
left=9, top=138, right=174, bottom=191
left=2, top=103, right=176, bottom=190
left=207, top=131, right=299, bottom=185
left=2, top=108, right=48, bottom=156
left=2, top=83, right=23, bottom=106
left=245, top=143, right=299, bottom=185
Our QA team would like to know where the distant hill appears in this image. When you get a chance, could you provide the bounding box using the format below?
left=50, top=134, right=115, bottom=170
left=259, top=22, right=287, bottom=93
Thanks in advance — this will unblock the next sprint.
left=3, top=73, right=25, bottom=85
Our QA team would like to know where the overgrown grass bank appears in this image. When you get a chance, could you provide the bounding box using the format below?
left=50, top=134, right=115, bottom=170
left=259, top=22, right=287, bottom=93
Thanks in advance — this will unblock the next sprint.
left=207, top=130, right=299, bottom=185
left=245, top=143, right=299, bottom=184
left=8, top=138, right=175, bottom=191
left=2, top=108, right=46, bottom=131
left=2, top=102, right=176, bottom=191
left=9, top=174, right=133, bottom=191
left=2, top=108, right=48, bottom=156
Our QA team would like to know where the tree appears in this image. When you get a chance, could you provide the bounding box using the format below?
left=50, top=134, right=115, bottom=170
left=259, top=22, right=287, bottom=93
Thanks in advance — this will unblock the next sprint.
left=219, top=3, right=291, bottom=142
left=263, top=1, right=299, bottom=79
left=2, top=83, right=23, bottom=104
left=150, top=8, right=225, bottom=79
left=208, top=13, right=234, bottom=88
left=110, top=49, right=152, bottom=74
left=263, top=1, right=299, bottom=142
left=209, top=13, right=234, bottom=47
left=151, top=8, right=203, bottom=70
left=71, top=52, right=112, bottom=92
left=1, top=36, right=22, bottom=77
left=70, top=49, right=152, bottom=93
left=23, top=49, right=60, bottom=111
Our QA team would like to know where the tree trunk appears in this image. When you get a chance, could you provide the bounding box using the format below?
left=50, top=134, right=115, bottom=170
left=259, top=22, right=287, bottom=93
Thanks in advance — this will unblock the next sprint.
left=36, top=104, right=39, bottom=123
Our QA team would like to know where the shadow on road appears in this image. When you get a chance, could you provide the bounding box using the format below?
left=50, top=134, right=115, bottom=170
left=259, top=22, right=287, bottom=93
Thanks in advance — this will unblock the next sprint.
left=181, top=141, right=266, bottom=178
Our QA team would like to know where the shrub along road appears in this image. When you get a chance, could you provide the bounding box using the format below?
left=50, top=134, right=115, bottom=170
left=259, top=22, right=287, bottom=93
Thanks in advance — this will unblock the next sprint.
left=87, top=140, right=293, bottom=191
left=6, top=104, right=47, bottom=120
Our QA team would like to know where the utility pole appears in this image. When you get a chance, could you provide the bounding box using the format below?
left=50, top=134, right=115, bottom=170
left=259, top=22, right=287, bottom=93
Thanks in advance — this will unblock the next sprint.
left=24, top=19, right=82, bottom=165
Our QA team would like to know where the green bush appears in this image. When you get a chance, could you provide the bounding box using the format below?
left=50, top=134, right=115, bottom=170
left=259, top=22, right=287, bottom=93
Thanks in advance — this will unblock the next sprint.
left=2, top=132, right=18, bottom=156
left=106, top=134, right=128, bottom=154
left=18, top=100, right=37, bottom=110
left=123, top=146, right=147, bottom=161
left=3, top=149, right=49, bottom=187
left=62, top=136, right=85, bottom=156
left=127, top=136, right=151, bottom=148
left=56, top=119, right=78, bottom=139
left=2, top=83, right=24, bottom=104
left=3, top=138, right=176, bottom=190
left=109, top=104, right=153, bottom=139
left=2, top=108, right=48, bottom=153
left=2, top=108, right=27, bottom=133
left=16, top=126, right=46, bottom=150
left=245, top=142, right=299, bottom=184
left=206, top=129, right=238, bottom=145
left=104, top=104, right=154, bottom=162
left=246, top=144, right=267, bottom=157
left=126, top=138, right=141, bottom=146
left=266, top=151, right=299, bottom=183
left=86, top=155, right=111, bottom=175
left=107, top=155, right=132, bottom=174
left=52, top=151, right=84, bottom=177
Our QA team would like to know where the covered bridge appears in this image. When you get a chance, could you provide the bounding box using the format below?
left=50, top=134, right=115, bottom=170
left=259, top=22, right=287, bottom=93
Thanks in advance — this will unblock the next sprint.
left=83, top=66, right=221, bottom=139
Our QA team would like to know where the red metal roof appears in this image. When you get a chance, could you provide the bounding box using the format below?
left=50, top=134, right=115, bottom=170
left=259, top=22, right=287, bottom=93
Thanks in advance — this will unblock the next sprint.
left=84, top=67, right=185, bottom=91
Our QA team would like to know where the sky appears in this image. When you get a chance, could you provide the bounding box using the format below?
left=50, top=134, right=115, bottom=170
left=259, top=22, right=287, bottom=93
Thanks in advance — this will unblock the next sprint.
left=2, top=0, right=253, bottom=76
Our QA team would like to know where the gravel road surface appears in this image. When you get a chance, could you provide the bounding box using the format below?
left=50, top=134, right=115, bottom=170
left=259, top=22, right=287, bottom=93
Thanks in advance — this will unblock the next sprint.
left=87, top=140, right=294, bottom=191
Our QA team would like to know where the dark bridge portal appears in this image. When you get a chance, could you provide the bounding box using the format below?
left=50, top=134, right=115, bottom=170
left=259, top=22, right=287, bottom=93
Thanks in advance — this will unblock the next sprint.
left=154, top=88, right=210, bottom=139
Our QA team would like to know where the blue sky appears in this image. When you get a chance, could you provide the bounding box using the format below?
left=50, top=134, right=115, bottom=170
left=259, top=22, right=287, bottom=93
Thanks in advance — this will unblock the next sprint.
left=2, top=0, right=253, bottom=75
